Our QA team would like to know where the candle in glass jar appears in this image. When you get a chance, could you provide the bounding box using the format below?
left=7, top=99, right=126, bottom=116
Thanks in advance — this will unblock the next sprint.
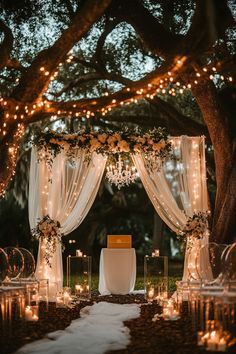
left=76, top=249, right=83, bottom=257
left=75, top=284, right=83, bottom=294
left=25, top=306, right=33, bottom=321
left=56, top=295, right=63, bottom=304
left=152, top=249, right=160, bottom=257
left=148, top=286, right=154, bottom=299
left=32, top=314, right=39, bottom=321
left=163, top=300, right=180, bottom=321
left=25, top=306, right=38, bottom=321
left=63, top=291, right=70, bottom=306
left=207, top=331, right=218, bottom=351
left=197, top=331, right=205, bottom=346
left=218, top=337, right=226, bottom=351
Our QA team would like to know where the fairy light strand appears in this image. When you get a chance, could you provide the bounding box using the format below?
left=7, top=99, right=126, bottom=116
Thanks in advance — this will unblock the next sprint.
left=0, top=55, right=234, bottom=197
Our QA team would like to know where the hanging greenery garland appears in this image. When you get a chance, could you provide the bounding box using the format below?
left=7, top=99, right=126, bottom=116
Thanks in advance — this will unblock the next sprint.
left=32, top=126, right=172, bottom=167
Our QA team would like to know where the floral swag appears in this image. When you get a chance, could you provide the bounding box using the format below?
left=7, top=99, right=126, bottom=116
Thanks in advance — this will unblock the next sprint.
left=32, top=215, right=64, bottom=267
left=179, top=211, right=210, bottom=249
left=32, top=127, right=172, bottom=175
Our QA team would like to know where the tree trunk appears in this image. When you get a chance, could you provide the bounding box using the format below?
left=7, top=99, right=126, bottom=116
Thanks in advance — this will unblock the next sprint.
left=191, top=78, right=236, bottom=244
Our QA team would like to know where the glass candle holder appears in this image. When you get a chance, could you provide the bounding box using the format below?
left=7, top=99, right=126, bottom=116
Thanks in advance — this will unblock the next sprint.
left=38, top=278, right=49, bottom=310
left=162, top=298, right=180, bottom=321
left=198, top=320, right=229, bottom=351
left=56, top=287, right=72, bottom=308
left=24, top=283, right=39, bottom=322
left=196, top=290, right=235, bottom=351
left=144, top=253, right=168, bottom=304
left=67, top=255, right=91, bottom=301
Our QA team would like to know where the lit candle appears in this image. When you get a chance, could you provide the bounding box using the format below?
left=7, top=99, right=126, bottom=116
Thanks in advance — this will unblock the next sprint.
left=75, top=284, right=83, bottom=294
left=56, top=296, right=63, bottom=304
left=63, top=291, right=70, bottom=306
left=163, top=300, right=180, bottom=321
left=197, top=331, right=205, bottom=346
left=25, top=306, right=38, bottom=321
left=32, top=314, right=39, bottom=321
left=207, top=331, right=218, bottom=351
left=25, top=306, right=33, bottom=321
left=76, top=249, right=83, bottom=257
left=152, top=249, right=160, bottom=257
left=148, top=286, right=154, bottom=299
left=218, top=337, right=226, bottom=352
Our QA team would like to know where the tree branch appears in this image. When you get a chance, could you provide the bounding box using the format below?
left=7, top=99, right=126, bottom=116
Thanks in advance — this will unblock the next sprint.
left=0, top=19, right=14, bottom=70
left=24, top=56, right=187, bottom=123
left=6, top=58, right=25, bottom=71
left=108, top=0, right=182, bottom=59
left=149, top=96, right=210, bottom=141
left=11, top=0, right=112, bottom=102
left=184, top=0, right=235, bottom=55
left=49, top=71, right=133, bottom=98
left=92, top=17, right=120, bottom=70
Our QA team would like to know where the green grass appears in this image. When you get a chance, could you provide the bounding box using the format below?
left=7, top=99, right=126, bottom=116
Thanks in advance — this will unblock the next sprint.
left=66, top=275, right=181, bottom=294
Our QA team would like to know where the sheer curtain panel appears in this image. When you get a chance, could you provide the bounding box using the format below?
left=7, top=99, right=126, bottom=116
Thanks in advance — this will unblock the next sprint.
left=132, top=136, right=210, bottom=281
left=29, top=147, right=107, bottom=293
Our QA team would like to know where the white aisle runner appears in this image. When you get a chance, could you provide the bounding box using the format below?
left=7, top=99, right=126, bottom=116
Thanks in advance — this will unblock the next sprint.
left=16, top=302, right=140, bottom=354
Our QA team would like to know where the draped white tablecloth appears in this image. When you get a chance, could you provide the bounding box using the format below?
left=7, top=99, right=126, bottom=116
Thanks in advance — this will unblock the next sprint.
left=98, top=248, right=136, bottom=295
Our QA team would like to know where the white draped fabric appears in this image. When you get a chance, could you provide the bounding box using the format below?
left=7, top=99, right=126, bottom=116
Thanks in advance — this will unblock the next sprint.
left=132, top=136, right=210, bottom=281
left=29, top=147, right=107, bottom=292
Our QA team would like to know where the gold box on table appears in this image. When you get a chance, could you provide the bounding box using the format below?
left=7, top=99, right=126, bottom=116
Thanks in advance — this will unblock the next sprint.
left=107, top=235, right=132, bottom=248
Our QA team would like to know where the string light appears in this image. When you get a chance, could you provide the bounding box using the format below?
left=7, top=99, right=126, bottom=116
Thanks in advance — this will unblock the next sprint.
left=0, top=53, right=234, bottom=198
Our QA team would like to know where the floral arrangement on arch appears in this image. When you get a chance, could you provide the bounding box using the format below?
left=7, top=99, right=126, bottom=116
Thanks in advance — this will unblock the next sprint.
left=179, top=211, right=210, bottom=247
left=32, top=215, right=64, bottom=267
left=32, top=126, right=172, bottom=168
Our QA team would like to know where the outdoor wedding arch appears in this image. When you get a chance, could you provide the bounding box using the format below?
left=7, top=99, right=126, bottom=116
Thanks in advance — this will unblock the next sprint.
left=28, top=127, right=211, bottom=290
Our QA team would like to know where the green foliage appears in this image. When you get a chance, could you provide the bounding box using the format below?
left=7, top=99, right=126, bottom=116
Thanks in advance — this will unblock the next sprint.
left=67, top=274, right=180, bottom=293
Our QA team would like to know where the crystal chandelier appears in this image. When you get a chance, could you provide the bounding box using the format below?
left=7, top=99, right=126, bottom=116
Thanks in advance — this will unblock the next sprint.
left=106, top=155, right=137, bottom=189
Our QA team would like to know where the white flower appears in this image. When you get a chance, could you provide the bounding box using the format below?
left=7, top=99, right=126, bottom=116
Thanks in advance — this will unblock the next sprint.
left=117, top=140, right=130, bottom=152
left=181, top=212, right=210, bottom=244
left=107, top=136, right=117, bottom=144
left=65, top=134, right=76, bottom=140
left=97, top=134, right=107, bottom=143
left=61, top=141, right=70, bottom=150
left=90, top=138, right=101, bottom=151
left=152, top=143, right=161, bottom=151
left=134, top=144, right=142, bottom=152
left=32, top=215, right=62, bottom=268
left=49, top=138, right=58, bottom=144
left=113, top=133, right=121, bottom=141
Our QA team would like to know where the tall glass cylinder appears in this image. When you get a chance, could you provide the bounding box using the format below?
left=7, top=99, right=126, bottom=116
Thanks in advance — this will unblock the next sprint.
left=144, top=253, right=168, bottom=303
left=24, top=282, right=39, bottom=321
left=67, top=255, right=91, bottom=301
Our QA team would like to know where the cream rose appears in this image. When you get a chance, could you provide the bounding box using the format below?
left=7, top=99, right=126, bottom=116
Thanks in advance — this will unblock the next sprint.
left=49, top=138, right=58, bottom=144
left=152, top=143, right=161, bottom=151
left=97, top=133, right=107, bottom=143
left=117, top=140, right=130, bottom=152
left=158, top=139, right=166, bottom=149
left=65, top=134, right=76, bottom=140
left=134, top=144, right=142, bottom=152
left=90, top=138, right=101, bottom=151
left=107, top=136, right=117, bottom=144
left=113, top=133, right=121, bottom=141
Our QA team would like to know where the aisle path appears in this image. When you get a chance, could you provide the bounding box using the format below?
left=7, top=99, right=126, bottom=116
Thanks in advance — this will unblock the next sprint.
left=1, top=294, right=235, bottom=354
left=16, top=302, right=140, bottom=354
